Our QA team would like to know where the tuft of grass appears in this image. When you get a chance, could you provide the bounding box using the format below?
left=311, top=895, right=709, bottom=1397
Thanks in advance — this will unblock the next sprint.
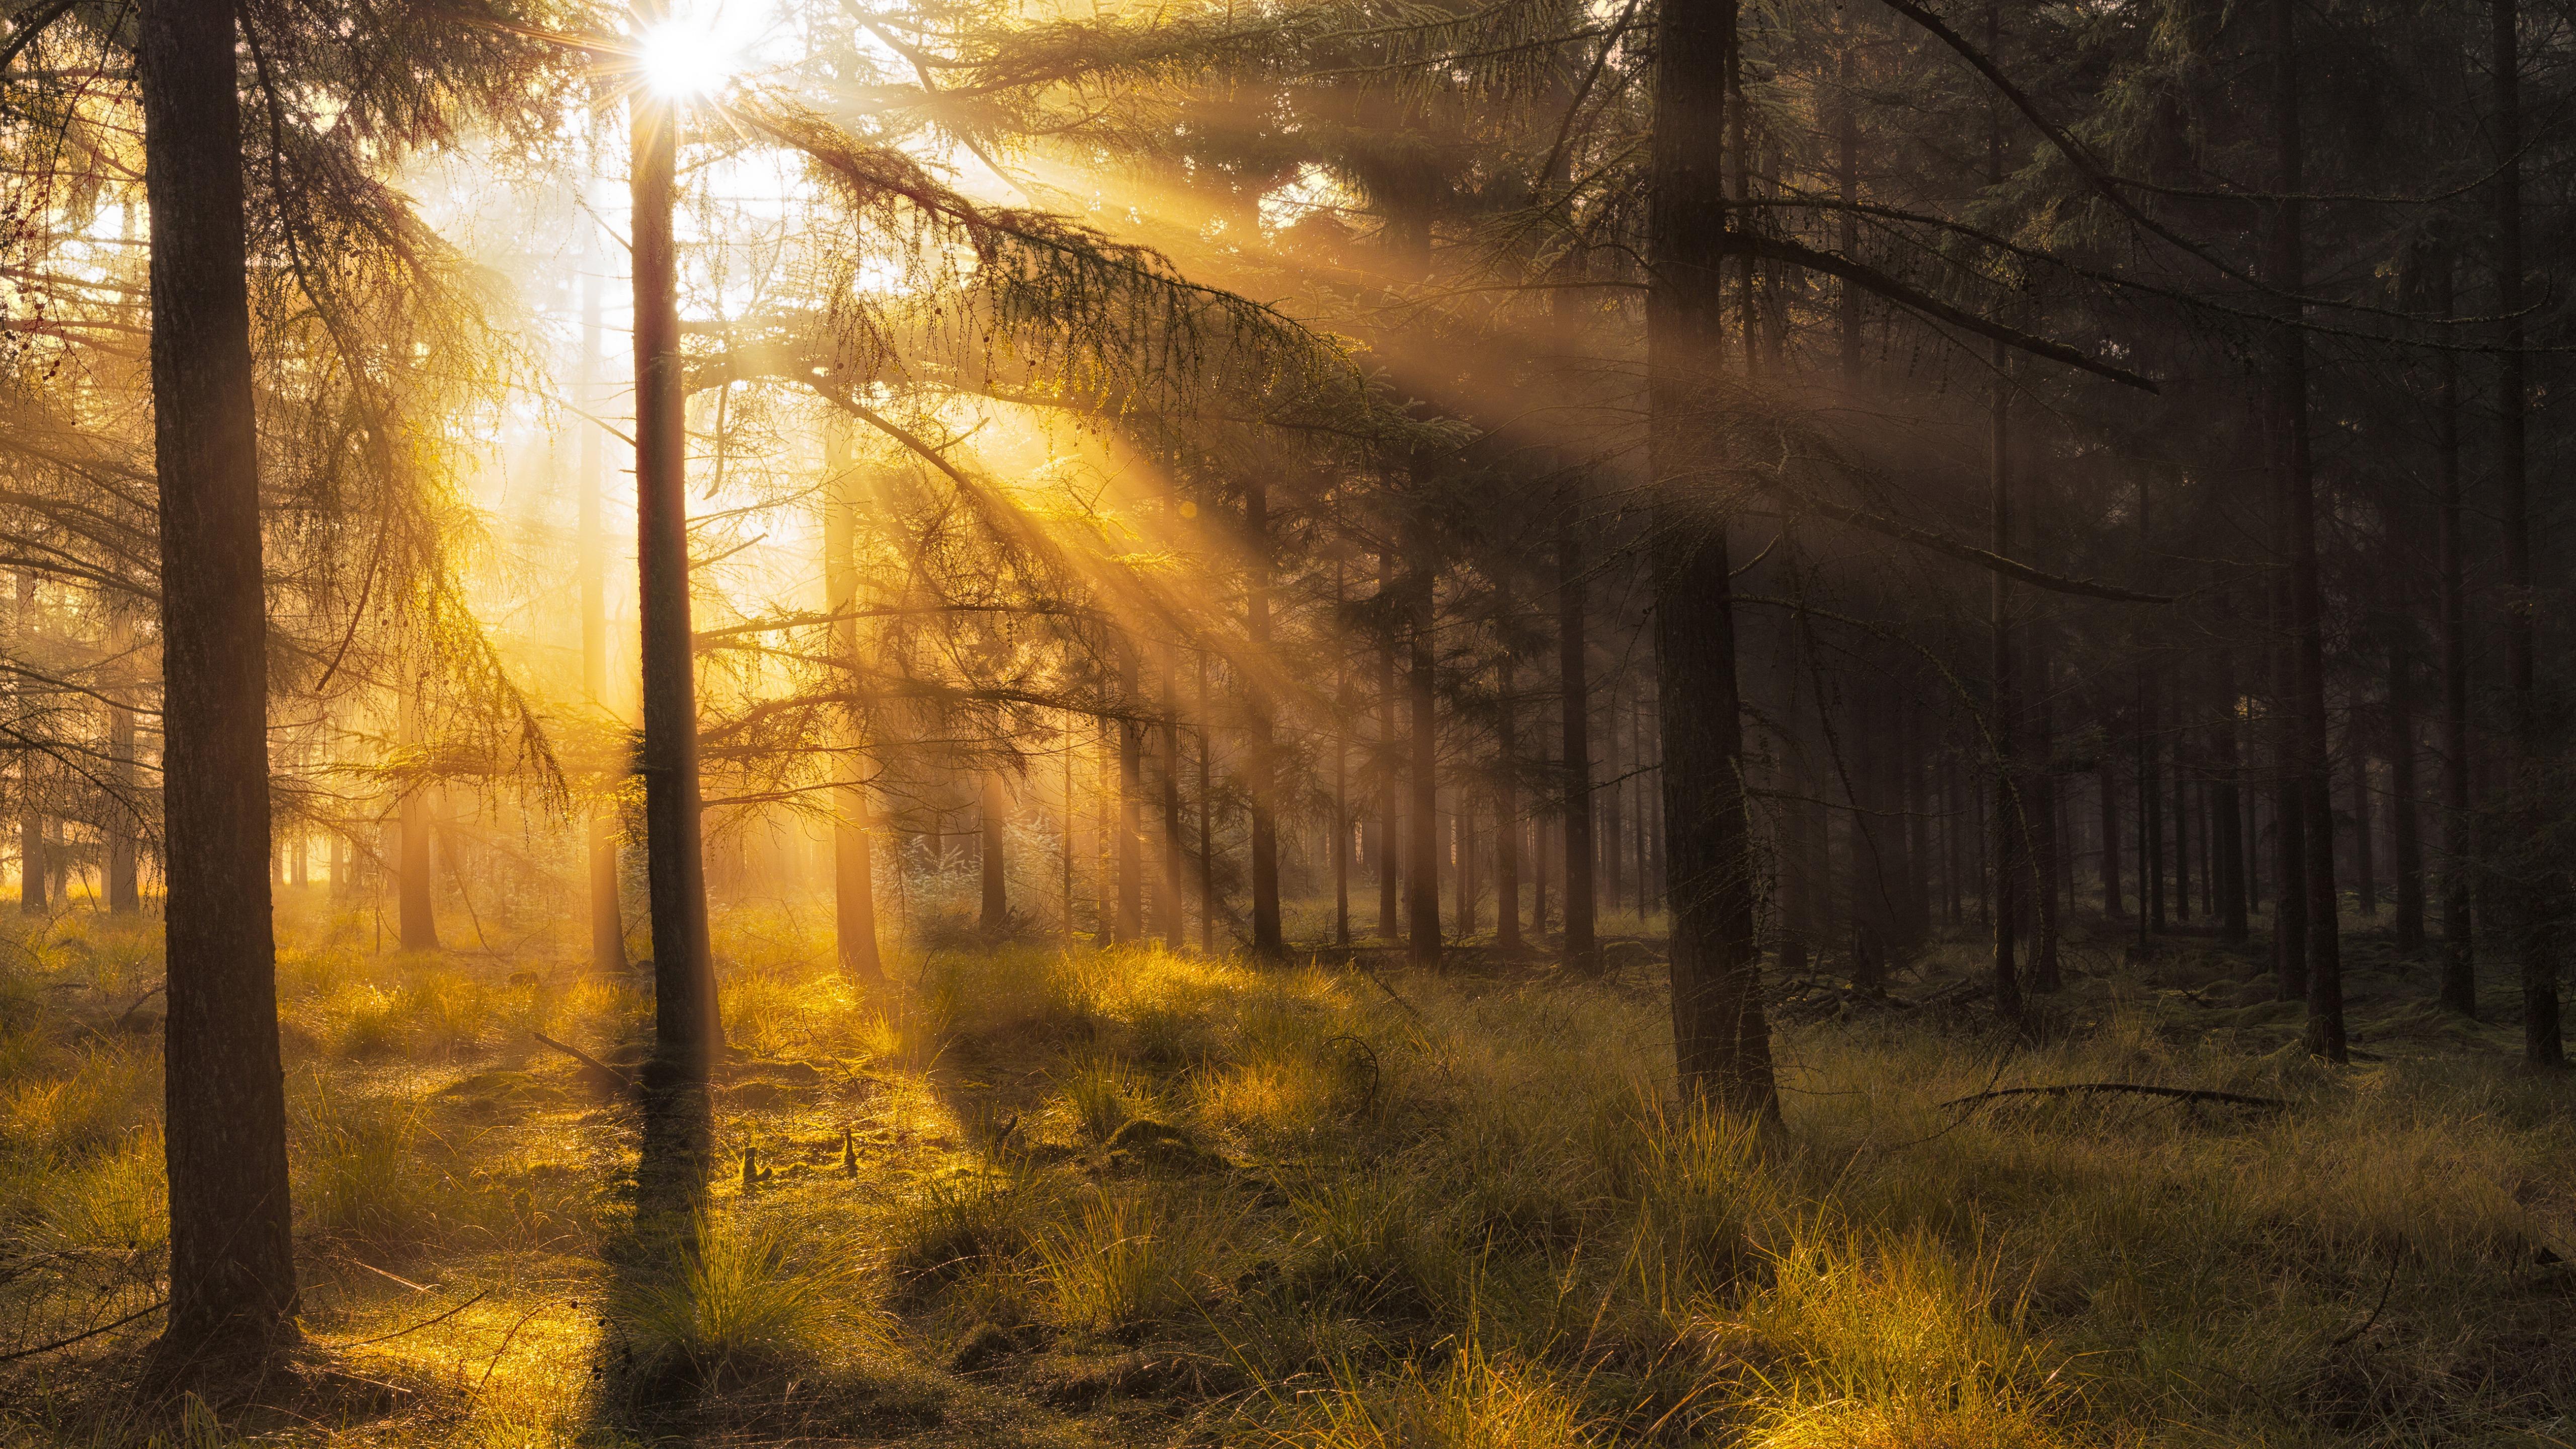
left=1280, top=1341, right=1600, bottom=1449
left=888, top=1169, right=1045, bottom=1285
left=1034, top=1185, right=1232, bottom=1330
left=1060, top=1053, right=1142, bottom=1145
left=615, top=1212, right=854, bottom=1394
left=293, top=1078, right=436, bottom=1248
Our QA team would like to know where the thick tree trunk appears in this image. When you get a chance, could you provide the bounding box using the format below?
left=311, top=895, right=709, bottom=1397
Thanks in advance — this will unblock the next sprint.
left=2491, top=0, right=2559, bottom=1064
left=139, top=0, right=299, bottom=1370
left=633, top=84, right=721, bottom=1074
left=2270, top=0, right=2344, bottom=1060
left=1649, top=0, right=1776, bottom=1117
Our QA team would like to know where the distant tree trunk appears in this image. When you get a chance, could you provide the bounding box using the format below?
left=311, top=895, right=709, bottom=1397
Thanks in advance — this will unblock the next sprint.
left=2030, top=628, right=2062, bottom=991
left=1988, top=349, right=2021, bottom=1018
left=1603, top=688, right=1627, bottom=916
left=1246, top=480, right=1283, bottom=956
left=2271, top=0, right=2344, bottom=1061
left=1158, top=646, right=1185, bottom=950
left=16, top=570, right=42, bottom=916
left=633, top=82, right=721, bottom=1072
left=978, top=772, right=1009, bottom=932
left=2214, top=655, right=2250, bottom=942
left=1405, top=493, right=1442, bottom=963
left=105, top=613, right=140, bottom=914
left=2433, top=253, right=2475, bottom=1014
left=139, top=0, right=299, bottom=1371
left=2388, top=644, right=2427, bottom=952
left=1196, top=652, right=1216, bottom=954
left=822, top=423, right=881, bottom=981
left=1117, top=646, right=1144, bottom=942
left=1333, top=563, right=1352, bottom=947
left=1983, top=17, right=2022, bottom=1019
left=1556, top=511, right=1597, bottom=971
left=1496, top=656, right=1523, bottom=950
left=1378, top=548, right=1401, bottom=940
left=579, top=254, right=628, bottom=977
left=2171, top=741, right=2192, bottom=921
left=2351, top=745, right=2377, bottom=917
left=2100, top=755, right=2124, bottom=917
left=1649, top=0, right=1776, bottom=1116
left=398, top=684, right=440, bottom=951
left=2491, top=0, right=2558, bottom=1064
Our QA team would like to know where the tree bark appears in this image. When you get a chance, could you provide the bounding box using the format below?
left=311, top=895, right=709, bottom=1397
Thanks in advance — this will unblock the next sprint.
left=1246, top=480, right=1283, bottom=956
left=579, top=249, right=628, bottom=977
left=2271, top=0, right=2344, bottom=1060
left=2490, top=0, right=2558, bottom=1064
left=823, top=424, right=882, bottom=980
left=1556, top=511, right=1597, bottom=971
left=1648, top=0, right=1776, bottom=1117
left=1496, top=655, right=1523, bottom=950
left=139, top=0, right=299, bottom=1370
left=633, top=83, right=721, bottom=1075
left=2433, top=252, right=2475, bottom=1014
left=1405, top=491, right=1442, bottom=963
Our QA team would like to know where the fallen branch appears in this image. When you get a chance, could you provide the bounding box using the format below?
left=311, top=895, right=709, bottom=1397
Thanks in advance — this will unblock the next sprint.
left=530, top=1031, right=634, bottom=1093
left=1941, top=1082, right=2291, bottom=1112
left=329, top=1289, right=490, bottom=1349
left=0, top=1298, right=165, bottom=1363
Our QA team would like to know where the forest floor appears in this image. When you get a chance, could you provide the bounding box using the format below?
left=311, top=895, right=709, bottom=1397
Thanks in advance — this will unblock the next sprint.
left=3, top=895, right=2573, bottom=1447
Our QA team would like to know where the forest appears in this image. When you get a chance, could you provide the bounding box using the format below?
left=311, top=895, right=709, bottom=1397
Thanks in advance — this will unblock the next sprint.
left=2, top=0, right=2574, bottom=1441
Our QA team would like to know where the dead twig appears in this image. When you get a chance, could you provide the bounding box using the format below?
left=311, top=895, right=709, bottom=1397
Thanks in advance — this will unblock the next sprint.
left=0, top=1298, right=165, bottom=1363
left=529, top=1031, right=634, bottom=1093
left=1941, top=1082, right=2292, bottom=1112
left=329, top=1289, right=490, bottom=1349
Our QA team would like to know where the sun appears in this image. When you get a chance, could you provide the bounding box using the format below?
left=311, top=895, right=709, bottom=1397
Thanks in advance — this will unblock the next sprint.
left=637, top=18, right=738, bottom=99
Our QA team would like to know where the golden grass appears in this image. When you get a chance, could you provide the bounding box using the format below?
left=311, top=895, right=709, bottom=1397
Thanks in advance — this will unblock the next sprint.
left=0, top=902, right=2568, bottom=1449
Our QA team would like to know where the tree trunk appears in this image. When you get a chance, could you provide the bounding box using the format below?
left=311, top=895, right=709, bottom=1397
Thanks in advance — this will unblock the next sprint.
left=2100, top=755, right=2124, bottom=917
left=2388, top=643, right=2427, bottom=953
left=1378, top=547, right=1401, bottom=940
left=2214, top=655, right=2250, bottom=942
left=1333, top=562, right=1352, bottom=947
left=1117, top=647, right=1143, bottom=942
left=140, top=0, right=299, bottom=1370
left=823, top=423, right=882, bottom=980
left=1246, top=481, right=1283, bottom=956
left=633, top=83, right=721, bottom=1074
left=2491, top=0, right=2558, bottom=1064
left=1556, top=511, right=1597, bottom=971
left=1405, top=493, right=1442, bottom=963
left=979, top=771, right=1009, bottom=932
left=579, top=250, right=629, bottom=977
left=2434, top=252, right=2475, bottom=1014
left=1648, top=0, right=1776, bottom=1117
left=1496, top=656, right=1523, bottom=950
left=2270, top=0, right=2344, bottom=1060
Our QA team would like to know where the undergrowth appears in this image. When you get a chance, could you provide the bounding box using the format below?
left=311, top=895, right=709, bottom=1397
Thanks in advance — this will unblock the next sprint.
left=0, top=895, right=2568, bottom=1449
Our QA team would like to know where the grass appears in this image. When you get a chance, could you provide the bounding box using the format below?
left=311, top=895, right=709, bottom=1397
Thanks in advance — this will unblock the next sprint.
left=0, top=892, right=2570, bottom=1449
